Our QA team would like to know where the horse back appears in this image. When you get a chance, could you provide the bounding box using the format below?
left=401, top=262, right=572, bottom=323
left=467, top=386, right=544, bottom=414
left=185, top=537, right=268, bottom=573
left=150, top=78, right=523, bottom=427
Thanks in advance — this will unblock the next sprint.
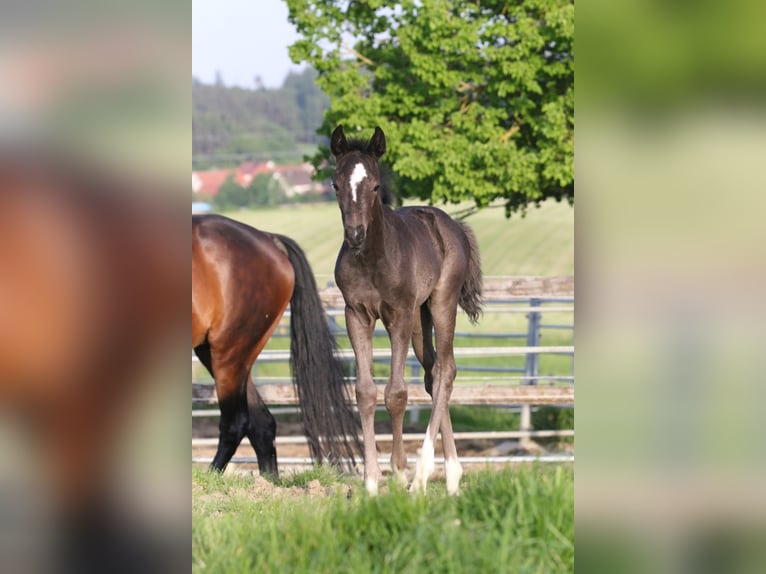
left=396, top=205, right=473, bottom=265
left=192, top=215, right=295, bottom=347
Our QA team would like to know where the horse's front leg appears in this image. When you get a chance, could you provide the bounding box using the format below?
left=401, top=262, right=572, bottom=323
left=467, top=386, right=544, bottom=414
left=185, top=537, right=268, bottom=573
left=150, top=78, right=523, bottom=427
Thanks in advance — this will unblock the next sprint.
left=383, top=312, right=413, bottom=488
left=345, top=307, right=378, bottom=494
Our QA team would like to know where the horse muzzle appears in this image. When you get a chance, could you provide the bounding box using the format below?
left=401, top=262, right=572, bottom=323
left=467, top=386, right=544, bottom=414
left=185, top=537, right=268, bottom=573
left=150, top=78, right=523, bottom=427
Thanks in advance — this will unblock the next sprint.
left=344, top=225, right=366, bottom=249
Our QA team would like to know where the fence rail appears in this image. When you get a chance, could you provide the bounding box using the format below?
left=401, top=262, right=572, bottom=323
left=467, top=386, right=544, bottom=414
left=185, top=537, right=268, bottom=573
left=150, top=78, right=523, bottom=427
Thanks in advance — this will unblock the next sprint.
left=192, top=277, right=575, bottom=468
left=192, top=382, right=573, bottom=406
left=192, top=429, right=575, bottom=448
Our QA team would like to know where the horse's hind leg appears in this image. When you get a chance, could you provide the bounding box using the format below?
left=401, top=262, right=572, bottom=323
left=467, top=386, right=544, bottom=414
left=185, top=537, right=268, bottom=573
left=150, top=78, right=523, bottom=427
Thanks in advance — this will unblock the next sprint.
left=412, top=303, right=462, bottom=495
left=244, top=378, right=277, bottom=478
left=412, top=292, right=463, bottom=495
left=209, top=364, right=250, bottom=473
left=194, top=341, right=214, bottom=376
left=195, top=343, right=247, bottom=472
left=412, top=303, right=435, bottom=395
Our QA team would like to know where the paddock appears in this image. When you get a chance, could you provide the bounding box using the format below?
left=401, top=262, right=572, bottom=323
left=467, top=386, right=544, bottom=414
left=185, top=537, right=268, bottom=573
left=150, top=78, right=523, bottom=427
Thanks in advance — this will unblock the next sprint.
left=192, top=276, right=574, bottom=471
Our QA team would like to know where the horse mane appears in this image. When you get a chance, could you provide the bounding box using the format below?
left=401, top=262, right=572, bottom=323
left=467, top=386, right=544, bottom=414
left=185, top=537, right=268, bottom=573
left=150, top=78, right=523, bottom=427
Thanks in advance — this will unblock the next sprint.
left=341, top=137, right=398, bottom=207
left=344, top=137, right=371, bottom=153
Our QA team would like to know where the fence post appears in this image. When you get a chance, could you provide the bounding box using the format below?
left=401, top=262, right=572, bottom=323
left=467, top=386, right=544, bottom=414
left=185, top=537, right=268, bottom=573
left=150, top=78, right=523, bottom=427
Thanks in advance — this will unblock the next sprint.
left=520, top=298, right=541, bottom=449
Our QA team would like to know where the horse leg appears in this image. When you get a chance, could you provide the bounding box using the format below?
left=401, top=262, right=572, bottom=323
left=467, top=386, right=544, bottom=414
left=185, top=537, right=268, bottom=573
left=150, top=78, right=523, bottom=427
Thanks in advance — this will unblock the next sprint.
left=210, top=365, right=249, bottom=472
left=346, top=307, right=379, bottom=495
left=193, top=341, right=214, bottom=378
left=244, top=377, right=277, bottom=478
left=413, top=304, right=462, bottom=495
left=383, top=309, right=413, bottom=487
left=412, top=303, right=435, bottom=395
left=412, top=294, right=462, bottom=495
left=195, top=341, right=246, bottom=473
left=197, top=342, right=251, bottom=473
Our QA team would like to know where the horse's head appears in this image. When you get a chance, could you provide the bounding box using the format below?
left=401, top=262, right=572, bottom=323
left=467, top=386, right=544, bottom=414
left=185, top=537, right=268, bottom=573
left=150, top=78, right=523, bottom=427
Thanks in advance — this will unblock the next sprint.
left=330, top=125, right=386, bottom=251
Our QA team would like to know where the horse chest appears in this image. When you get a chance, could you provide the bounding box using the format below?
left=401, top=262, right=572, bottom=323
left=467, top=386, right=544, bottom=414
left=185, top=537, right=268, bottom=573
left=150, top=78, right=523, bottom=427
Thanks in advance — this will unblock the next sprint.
left=336, top=266, right=395, bottom=319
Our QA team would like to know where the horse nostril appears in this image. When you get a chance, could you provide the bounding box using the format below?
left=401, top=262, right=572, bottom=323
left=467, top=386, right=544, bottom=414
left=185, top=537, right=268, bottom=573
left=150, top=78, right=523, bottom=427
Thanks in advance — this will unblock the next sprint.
left=346, top=225, right=365, bottom=245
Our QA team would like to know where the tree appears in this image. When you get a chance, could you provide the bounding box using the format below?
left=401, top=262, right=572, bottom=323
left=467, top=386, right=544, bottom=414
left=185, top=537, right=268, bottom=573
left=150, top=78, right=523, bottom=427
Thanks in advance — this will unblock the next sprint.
left=282, top=67, right=331, bottom=143
left=213, top=175, right=249, bottom=210
left=286, top=0, right=573, bottom=216
left=248, top=173, right=286, bottom=207
left=192, top=70, right=329, bottom=167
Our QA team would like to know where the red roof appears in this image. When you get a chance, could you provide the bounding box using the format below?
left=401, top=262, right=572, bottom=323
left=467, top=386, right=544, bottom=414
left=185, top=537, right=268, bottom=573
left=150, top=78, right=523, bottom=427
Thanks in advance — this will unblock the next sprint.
left=192, top=162, right=324, bottom=197
left=191, top=169, right=233, bottom=197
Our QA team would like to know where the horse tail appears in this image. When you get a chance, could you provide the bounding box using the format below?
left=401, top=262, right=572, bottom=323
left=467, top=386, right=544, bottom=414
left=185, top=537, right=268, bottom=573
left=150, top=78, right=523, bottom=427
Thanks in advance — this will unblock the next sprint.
left=271, top=234, right=361, bottom=470
left=458, top=222, right=483, bottom=324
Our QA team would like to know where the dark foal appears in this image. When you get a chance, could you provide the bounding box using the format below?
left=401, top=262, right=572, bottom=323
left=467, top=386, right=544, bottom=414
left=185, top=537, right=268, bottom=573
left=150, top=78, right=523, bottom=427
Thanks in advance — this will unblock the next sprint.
left=331, top=125, right=482, bottom=495
left=192, top=214, right=359, bottom=476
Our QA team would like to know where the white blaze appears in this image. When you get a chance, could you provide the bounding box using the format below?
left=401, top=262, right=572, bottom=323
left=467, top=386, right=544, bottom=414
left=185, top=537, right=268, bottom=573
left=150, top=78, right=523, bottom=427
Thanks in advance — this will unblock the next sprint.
left=349, top=162, right=367, bottom=203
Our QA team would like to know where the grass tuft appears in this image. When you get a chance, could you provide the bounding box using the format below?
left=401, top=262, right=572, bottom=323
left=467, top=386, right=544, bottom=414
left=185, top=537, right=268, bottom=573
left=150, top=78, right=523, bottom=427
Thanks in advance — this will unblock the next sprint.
left=193, top=464, right=573, bottom=573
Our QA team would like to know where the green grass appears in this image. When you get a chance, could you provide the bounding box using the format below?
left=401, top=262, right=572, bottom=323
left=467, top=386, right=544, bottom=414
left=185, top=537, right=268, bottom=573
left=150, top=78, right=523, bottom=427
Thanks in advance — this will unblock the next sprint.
left=192, top=464, right=574, bottom=573
left=218, top=198, right=574, bottom=279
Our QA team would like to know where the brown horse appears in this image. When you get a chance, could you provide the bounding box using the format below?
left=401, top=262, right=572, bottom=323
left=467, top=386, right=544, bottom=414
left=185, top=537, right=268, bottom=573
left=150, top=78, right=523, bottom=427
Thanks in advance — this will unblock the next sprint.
left=330, top=126, right=483, bottom=495
left=192, top=214, right=359, bottom=476
left=0, top=147, right=186, bottom=570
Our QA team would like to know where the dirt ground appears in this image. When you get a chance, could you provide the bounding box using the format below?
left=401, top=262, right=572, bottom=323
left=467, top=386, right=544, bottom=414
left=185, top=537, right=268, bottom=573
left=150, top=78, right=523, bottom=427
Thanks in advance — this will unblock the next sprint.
left=193, top=472, right=354, bottom=503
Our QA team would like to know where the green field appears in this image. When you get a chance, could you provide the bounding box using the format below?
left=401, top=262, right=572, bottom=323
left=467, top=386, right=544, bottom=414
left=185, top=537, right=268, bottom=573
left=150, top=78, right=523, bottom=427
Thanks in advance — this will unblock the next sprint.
left=217, top=198, right=574, bottom=280
left=193, top=464, right=574, bottom=573
left=194, top=198, right=575, bottom=383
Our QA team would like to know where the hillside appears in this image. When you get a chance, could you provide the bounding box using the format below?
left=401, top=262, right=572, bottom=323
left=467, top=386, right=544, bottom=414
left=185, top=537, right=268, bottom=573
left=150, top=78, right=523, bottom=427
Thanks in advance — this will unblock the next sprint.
left=192, top=68, right=328, bottom=168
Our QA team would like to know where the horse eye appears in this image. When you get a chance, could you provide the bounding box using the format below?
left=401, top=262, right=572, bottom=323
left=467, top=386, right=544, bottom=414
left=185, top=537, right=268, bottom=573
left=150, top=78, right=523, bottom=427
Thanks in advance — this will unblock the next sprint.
left=331, top=182, right=339, bottom=192
left=373, top=184, right=380, bottom=192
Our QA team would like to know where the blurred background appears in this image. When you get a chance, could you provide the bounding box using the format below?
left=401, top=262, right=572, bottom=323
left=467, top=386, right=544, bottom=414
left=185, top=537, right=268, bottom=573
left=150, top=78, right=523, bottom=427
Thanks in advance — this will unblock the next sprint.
left=0, top=1, right=189, bottom=572
left=577, top=0, right=766, bottom=572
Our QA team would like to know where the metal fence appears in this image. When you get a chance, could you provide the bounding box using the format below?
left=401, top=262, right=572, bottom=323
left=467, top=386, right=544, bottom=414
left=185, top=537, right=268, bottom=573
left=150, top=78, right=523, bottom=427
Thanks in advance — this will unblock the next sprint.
left=192, top=281, right=574, bottom=468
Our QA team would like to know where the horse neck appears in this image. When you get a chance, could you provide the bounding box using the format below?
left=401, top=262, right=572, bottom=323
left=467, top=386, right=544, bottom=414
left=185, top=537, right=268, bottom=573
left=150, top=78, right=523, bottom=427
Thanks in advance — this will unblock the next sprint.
left=365, top=195, right=389, bottom=254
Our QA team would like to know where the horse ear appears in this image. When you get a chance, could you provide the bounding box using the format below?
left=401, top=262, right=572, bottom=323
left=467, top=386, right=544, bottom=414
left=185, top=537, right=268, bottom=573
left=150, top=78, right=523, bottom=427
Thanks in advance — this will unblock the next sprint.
left=330, top=125, right=348, bottom=157
left=368, top=126, right=386, bottom=158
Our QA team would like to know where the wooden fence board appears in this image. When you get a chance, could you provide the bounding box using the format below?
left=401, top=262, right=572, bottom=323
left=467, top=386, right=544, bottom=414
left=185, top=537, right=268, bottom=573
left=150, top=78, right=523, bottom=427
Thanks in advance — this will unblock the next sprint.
left=196, top=383, right=574, bottom=406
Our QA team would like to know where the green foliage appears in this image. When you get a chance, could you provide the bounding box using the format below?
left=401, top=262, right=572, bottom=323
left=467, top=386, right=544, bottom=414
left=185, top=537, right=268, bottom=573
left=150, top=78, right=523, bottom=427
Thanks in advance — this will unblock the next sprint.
left=533, top=406, right=574, bottom=447
left=286, top=0, right=574, bottom=216
left=193, top=465, right=574, bottom=573
left=249, top=173, right=286, bottom=208
left=450, top=405, right=521, bottom=432
left=212, top=174, right=289, bottom=211
left=213, top=175, right=250, bottom=210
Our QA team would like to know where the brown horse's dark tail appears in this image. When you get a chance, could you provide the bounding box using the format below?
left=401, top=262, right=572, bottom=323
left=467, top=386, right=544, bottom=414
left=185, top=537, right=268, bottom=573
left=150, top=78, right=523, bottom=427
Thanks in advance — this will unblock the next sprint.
left=271, top=234, right=361, bottom=471
left=458, top=222, right=483, bottom=324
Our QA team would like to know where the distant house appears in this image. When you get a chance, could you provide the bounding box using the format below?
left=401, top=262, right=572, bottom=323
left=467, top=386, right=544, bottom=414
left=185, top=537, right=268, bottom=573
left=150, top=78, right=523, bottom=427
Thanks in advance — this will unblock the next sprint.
left=271, top=164, right=326, bottom=197
left=233, top=160, right=276, bottom=187
left=191, top=169, right=232, bottom=197
left=192, top=161, right=328, bottom=199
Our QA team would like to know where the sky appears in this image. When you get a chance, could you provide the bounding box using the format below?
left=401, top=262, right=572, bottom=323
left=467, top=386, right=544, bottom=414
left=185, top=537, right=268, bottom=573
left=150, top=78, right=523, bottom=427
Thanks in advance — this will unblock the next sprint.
left=192, top=0, right=303, bottom=89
